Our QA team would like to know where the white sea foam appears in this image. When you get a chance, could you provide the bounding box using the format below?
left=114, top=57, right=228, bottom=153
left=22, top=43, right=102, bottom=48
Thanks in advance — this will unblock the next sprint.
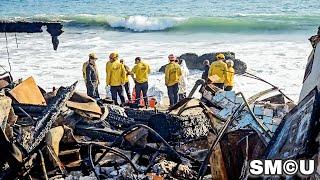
left=106, top=15, right=185, bottom=32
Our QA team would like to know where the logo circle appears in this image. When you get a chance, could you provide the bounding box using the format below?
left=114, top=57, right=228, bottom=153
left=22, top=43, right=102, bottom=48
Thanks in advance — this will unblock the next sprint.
left=283, top=160, right=298, bottom=175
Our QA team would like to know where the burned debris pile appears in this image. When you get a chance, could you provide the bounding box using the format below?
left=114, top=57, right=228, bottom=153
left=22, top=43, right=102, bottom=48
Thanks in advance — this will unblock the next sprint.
left=0, top=74, right=213, bottom=179
left=1, top=60, right=320, bottom=179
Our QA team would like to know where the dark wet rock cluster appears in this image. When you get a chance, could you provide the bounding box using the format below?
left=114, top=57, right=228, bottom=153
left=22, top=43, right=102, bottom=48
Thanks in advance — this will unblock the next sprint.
left=159, top=51, right=247, bottom=75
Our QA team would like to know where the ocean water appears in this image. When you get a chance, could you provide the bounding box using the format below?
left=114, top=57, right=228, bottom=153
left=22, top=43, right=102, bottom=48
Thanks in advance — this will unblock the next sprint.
left=0, top=0, right=320, bottom=102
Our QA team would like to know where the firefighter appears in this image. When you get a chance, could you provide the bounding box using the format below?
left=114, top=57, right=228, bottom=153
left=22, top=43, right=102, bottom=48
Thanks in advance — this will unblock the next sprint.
left=132, top=57, right=151, bottom=107
left=208, top=53, right=228, bottom=89
left=83, top=53, right=100, bottom=99
left=106, top=52, right=126, bottom=105
left=165, top=54, right=182, bottom=106
left=225, top=60, right=235, bottom=91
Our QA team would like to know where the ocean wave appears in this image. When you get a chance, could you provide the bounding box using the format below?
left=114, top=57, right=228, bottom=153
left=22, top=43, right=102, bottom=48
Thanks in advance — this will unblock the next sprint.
left=3, top=14, right=320, bottom=32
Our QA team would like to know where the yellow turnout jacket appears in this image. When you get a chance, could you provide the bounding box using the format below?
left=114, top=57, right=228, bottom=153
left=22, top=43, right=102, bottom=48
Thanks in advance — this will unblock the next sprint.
left=132, top=61, right=150, bottom=83
left=208, top=60, right=227, bottom=83
left=225, top=67, right=235, bottom=87
left=165, top=62, right=182, bottom=86
left=106, top=60, right=126, bottom=86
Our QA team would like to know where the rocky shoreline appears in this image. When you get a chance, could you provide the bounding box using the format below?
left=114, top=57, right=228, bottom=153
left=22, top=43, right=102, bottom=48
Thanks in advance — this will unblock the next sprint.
left=159, top=51, right=247, bottom=75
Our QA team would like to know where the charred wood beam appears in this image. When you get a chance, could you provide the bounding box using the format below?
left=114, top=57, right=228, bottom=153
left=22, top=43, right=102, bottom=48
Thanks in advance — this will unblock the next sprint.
left=12, top=104, right=46, bottom=117
left=188, top=79, right=206, bottom=98
left=74, top=125, right=122, bottom=142
left=27, top=82, right=77, bottom=153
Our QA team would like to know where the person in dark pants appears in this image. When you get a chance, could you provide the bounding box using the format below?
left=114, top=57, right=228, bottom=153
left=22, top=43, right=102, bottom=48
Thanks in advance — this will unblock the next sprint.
left=85, top=53, right=100, bottom=99
left=132, top=57, right=151, bottom=107
left=135, top=81, right=148, bottom=104
left=168, top=83, right=179, bottom=105
left=106, top=52, right=126, bottom=105
left=110, top=86, right=125, bottom=105
left=120, top=59, right=132, bottom=102
left=165, top=54, right=182, bottom=106
left=201, top=60, right=210, bottom=80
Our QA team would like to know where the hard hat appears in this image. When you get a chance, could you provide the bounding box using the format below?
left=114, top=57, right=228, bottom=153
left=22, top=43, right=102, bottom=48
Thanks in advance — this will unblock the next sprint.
left=109, top=52, right=119, bottom=59
left=226, top=60, right=234, bottom=67
left=216, top=53, right=225, bottom=60
left=89, top=53, right=98, bottom=60
left=168, top=54, right=176, bottom=61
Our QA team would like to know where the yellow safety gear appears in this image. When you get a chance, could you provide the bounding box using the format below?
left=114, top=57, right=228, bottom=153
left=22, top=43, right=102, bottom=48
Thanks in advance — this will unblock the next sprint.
left=208, top=60, right=227, bottom=83
left=83, top=61, right=100, bottom=84
left=132, top=61, right=150, bottom=83
left=165, top=62, right=182, bottom=86
left=109, top=52, right=119, bottom=59
left=225, top=67, right=235, bottom=87
left=106, top=60, right=126, bottom=86
left=216, top=53, right=225, bottom=60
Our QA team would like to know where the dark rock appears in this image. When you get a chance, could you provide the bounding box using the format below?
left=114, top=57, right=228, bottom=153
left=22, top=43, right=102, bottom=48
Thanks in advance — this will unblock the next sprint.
left=158, top=51, right=246, bottom=75
left=198, top=53, right=215, bottom=62
left=180, top=53, right=199, bottom=68
left=233, top=59, right=247, bottom=75
left=198, top=52, right=235, bottom=63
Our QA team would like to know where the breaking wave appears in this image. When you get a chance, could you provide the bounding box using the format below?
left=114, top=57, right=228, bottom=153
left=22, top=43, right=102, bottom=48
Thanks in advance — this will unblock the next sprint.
left=6, top=14, right=320, bottom=32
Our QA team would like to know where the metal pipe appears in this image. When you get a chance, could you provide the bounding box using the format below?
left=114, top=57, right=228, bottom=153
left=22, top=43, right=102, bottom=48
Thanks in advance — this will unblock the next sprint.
left=38, top=150, right=48, bottom=180
left=114, top=124, right=182, bottom=163
left=18, top=107, right=34, bottom=122
left=238, top=92, right=272, bottom=139
left=89, top=143, right=140, bottom=175
left=243, top=72, right=294, bottom=103
left=88, top=144, right=101, bottom=180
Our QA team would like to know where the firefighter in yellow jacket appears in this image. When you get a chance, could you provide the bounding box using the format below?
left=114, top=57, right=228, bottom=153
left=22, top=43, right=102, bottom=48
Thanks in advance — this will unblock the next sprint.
left=82, top=53, right=100, bottom=99
left=165, top=54, right=182, bottom=106
left=208, top=53, right=228, bottom=89
left=132, top=57, right=150, bottom=106
left=106, top=52, right=126, bottom=105
left=225, top=60, right=235, bottom=91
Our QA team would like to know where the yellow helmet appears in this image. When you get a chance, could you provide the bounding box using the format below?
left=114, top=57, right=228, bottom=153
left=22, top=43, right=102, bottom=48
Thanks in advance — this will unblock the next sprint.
left=216, top=53, right=225, bottom=60
left=109, top=52, right=119, bottom=59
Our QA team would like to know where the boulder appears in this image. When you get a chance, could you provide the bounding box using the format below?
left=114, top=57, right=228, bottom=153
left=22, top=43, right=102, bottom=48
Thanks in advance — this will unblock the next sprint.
left=233, top=59, right=247, bottom=75
left=159, top=52, right=246, bottom=75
